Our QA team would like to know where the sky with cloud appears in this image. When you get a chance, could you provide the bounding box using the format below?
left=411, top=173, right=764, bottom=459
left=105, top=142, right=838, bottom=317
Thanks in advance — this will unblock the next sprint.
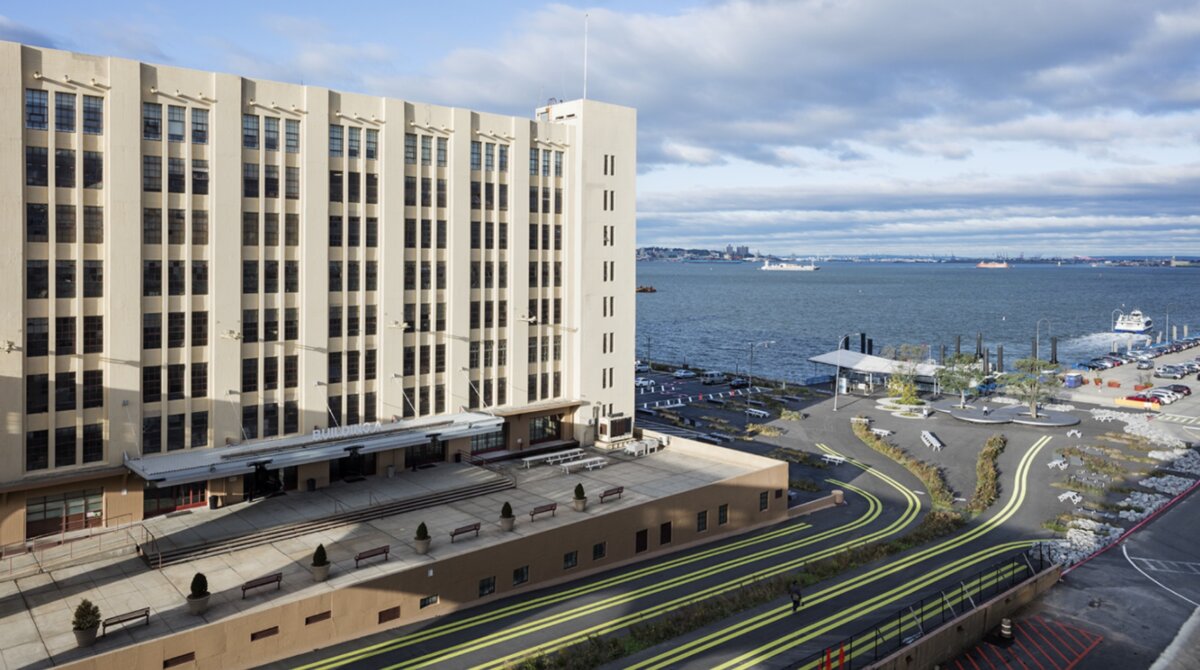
left=5, top=1, right=1199, bottom=256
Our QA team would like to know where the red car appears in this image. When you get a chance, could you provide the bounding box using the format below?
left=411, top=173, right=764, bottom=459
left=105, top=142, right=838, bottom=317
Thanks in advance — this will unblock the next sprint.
left=1125, top=394, right=1162, bottom=404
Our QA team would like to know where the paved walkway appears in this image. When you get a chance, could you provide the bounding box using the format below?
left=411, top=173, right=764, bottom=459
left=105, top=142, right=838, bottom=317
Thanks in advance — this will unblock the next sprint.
left=930, top=398, right=1081, bottom=427
left=0, top=445, right=754, bottom=669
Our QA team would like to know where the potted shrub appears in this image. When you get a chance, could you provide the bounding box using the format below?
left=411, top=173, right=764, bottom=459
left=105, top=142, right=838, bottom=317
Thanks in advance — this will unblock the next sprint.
left=499, top=502, right=516, bottom=532
left=186, top=572, right=211, bottom=615
left=573, top=483, right=587, bottom=512
left=414, top=522, right=431, bottom=555
left=311, top=544, right=331, bottom=582
left=72, top=599, right=101, bottom=647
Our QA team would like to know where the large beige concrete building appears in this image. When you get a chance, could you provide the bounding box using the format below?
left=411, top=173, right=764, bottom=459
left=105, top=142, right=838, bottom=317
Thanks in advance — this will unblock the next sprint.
left=0, top=41, right=637, bottom=547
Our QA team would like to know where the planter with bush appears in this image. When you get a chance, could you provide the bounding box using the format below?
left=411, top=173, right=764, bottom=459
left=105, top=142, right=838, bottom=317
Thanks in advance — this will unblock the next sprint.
left=573, top=484, right=587, bottom=512
left=414, top=522, right=431, bottom=554
left=500, top=502, right=515, bottom=531
left=72, top=599, right=101, bottom=647
left=311, top=544, right=331, bottom=582
left=186, top=572, right=211, bottom=615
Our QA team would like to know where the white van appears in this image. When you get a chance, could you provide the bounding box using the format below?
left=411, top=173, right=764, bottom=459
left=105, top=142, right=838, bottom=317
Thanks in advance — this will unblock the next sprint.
left=701, top=371, right=727, bottom=385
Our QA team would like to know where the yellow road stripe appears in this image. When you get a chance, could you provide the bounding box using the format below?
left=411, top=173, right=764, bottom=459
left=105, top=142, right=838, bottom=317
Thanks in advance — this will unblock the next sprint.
left=636, top=435, right=1051, bottom=670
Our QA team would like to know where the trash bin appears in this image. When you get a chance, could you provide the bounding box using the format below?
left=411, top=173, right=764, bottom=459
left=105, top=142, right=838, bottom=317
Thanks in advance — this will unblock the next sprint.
left=306, top=478, right=317, bottom=492
left=209, top=495, right=218, bottom=510
left=386, top=465, right=396, bottom=479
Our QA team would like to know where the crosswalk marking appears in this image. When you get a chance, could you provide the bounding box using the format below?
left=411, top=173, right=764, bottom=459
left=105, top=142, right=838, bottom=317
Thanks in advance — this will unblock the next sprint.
left=1130, top=557, right=1200, bottom=575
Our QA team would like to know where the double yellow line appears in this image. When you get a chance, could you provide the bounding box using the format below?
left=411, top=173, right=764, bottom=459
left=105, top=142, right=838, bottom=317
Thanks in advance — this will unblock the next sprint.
left=302, top=451, right=920, bottom=670
left=632, top=435, right=1051, bottom=670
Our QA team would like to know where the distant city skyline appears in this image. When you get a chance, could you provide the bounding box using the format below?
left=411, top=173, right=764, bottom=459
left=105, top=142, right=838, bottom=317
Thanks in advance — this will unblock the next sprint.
left=4, top=1, right=1198, bottom=255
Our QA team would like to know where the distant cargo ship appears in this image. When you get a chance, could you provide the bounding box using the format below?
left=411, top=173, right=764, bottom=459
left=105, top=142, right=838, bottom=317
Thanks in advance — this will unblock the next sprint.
left=761, top=260, right=819, bottom=272
left=977, top=261, right=1010, bottom=269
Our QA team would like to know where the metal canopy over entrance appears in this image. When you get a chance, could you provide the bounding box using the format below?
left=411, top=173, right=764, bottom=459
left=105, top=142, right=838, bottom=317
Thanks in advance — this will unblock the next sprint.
left=124, top=412, right=503, bottom=487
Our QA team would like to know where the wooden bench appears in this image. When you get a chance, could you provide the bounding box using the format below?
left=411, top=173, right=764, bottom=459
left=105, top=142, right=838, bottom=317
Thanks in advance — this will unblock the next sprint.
left=450, top=522, right=481, bottom=543
left=241, top=572, right=282, bottom=599
left=600, top=486, right=624, bottom=503
left=920, top=431, right=944, bottom=452
left=102, top=607, right=149, bottom=636
left=529, top=503, right=557, bottom=521
left=355, top=545, right=390, bottom=568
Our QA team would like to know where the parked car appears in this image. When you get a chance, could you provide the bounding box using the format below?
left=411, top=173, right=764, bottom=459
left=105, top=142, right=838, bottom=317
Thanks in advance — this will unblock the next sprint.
left=728, top=377, right=750, bottom=389
left=673, top=369, right=697, bottom=379
left=1155, top=367, right=1186, bottom=379
left=634, top=377, right=654, bottom=388
left=1146, top=389, right=1180, bottom=404
left=1165, top=384, right=1191, bottom=396
left=1137, top=360, right=1154, bottom=370
left=1181, top=361, right=1200, bottom=374
left=1125, top=394, right=1162, bottom=405
left=634, top=361, right=651, bottom=373
left=1090, top=358, right=1115, bottom=369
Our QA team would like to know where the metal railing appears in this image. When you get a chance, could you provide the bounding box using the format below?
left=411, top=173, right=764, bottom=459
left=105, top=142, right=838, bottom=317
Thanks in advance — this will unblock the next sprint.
left=789, top=547, right=1051, bottom=670
left=1, top=513, right=147, bottom=579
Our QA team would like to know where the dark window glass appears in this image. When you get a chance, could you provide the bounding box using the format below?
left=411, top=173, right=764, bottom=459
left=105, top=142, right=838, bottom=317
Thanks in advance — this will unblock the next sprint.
left=142, top=155, right=161, bottom=192
left=143, top=365, right=161, bottom=403
left=83, top=316, right=103, bottom=354
left=83, top=370, right=104, bottom=408
left=143, top=103, right=162, bottom=140
left=144, top=260, right=162, bottom=296
left=26, top=146, right=48, bottom=186
left=26, top=89, right=49, bottom=129
left=83, top=95, right=103, bottom=134
left=27, top=318, right=49, bottom=357
left=192, top=108, right=208, bottom=143
left=27, top=203, right=49, bottom=243
left=55, top=149, right=75, bottom=187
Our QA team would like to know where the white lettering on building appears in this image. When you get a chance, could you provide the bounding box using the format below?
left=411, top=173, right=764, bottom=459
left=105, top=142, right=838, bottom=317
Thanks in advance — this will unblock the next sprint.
left=312, top=422, right=383, bottom=441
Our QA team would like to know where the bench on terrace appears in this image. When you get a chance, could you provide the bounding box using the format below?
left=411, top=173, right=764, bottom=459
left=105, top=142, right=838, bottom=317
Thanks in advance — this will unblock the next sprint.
left=355, top=545, right=389, bottom=568
left=102, top=608, right=149, bottom=636
left=241, top=572, right=282, bottom=599
left=450, top=522, right=482, bottom=543
left=529, top=503, right=557, bottom=521
left=600, top=486, right=624, bottom=503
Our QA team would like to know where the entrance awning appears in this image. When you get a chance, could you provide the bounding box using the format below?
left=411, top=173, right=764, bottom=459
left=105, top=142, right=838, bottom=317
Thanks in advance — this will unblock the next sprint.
left=124, top=412, right=503, bottom=488
left=808, top=350, right=941, bottom=380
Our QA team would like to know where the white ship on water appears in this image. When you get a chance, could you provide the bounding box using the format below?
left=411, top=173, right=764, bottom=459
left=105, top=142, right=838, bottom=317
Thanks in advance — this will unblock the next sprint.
left=761, top=259, right=819, bottom=272
left=1113, top=309, right=1153, bottom=334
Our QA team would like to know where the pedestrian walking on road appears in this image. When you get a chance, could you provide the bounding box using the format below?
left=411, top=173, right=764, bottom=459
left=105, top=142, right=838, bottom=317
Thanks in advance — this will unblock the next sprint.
left=790, top=581, right=803, bottom=613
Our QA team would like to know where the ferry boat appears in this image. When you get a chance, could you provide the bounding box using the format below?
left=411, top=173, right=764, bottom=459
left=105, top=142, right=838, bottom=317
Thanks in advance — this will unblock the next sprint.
left=635, top=285, right=657, bottom=293
left=761, top=260, right=819, bottom=272
left=976, top=261, right=1010, bottom=269
left=1114, top=309, right=1153, bottom=334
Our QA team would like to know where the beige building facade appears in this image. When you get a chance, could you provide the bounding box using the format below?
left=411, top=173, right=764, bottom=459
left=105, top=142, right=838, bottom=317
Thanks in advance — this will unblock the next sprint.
left=0, top=41, right=637, bottom=547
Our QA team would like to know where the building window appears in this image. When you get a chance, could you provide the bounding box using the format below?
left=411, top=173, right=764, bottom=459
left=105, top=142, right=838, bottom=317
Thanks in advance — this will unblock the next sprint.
left=142, top=103, right=162, bottom=140
left=26, top=146, right=48, bottom=186
left=26, top=431, right=49, bottom=471
left=192, top=362, right=207, bottom=398
left=55, top=371, right=76, bottom=412
left=26, top=318, right=48, bottom=357
left=592, top=541, right=607, bottom=561
left=499, top=145, right=508, bottom=171
left=54, top=426, right=76, bottom=467
left=192, top=260, right=208, bottom=295
left=286, top=213, right=299, bottom=246
left=167, top=105, right=185, bottom=142
left=242, top=358, right=257, bottom=393
left=348, top=126, right=360, bottom=157
left=697, top=510, right=708, bottom=533
left=192, top=311, right=208, bottom=346
left=243, top=163, right=259, bottom=197
left=330, top=170, right=343, bottom=202
left=366, top=129, right=378, bottom=159
left=286, top=119, right=300, bottom=153
left=264, top=116, right=279, bottom=151
left=24, top=90, right=48, bottom=129
left=83, top=152, right=103, bottom=189
left=264, top=164, right=279, bottom=198
left=82, top=424, right=103, bottom=463
left=56, top=260, right=75, bottom=299
left=83, top=371, right=104, bottom=408
left=168, top=157, right=185, bottom=193
left=437, top=137, right=448, bottom=166
left=242, top=114, right=259, bottom=148
left=478, top=576, right=495, bottom=598
left=242, top=261, right=258, bottom=294
left=513, top=565, right=529, bottom=586
left=55, top=92, right=76, bottom=132
left=286, top=166, right=299, bottom=199
left=193, top=159, right=209, bottom=194
left=759, top=491, right=769, bottom=512
left=27, top=203, right=48, bottom=242
left=329, top=125, right=343, bottom=157
left=167, top=364, right=185, bottom=401
left=635, top=529, right=648, bottom=554
left=660, top=522, right=673, bottom=545
left=718, top=504, right=729, bottom=525
left=405, top=133, right=417, bottom=164
left=529, top=147, right=538, bottom=175
left=82, top=95, right=103, bottom=134
left=55, top=149, right=76, bottom=188
left=563, top=550, right=578, bottom=570
left=56, top=317, right=75, bottom=355
left=83, top=316, right=103, bottom=354
left=142, top=155, right=161, bottom=192
left=27, top=260, right=48, bottom=299
left=470, top=141, right=481, bottom=170
left=193, top=210, right=209, bottom=245
left=192, top=411, right=208, bottom=447
left=56, top=204, right=76, bottom=242
left=143, top=366, right=161, bottom=403
left=192, top=108, right=208, bottom=143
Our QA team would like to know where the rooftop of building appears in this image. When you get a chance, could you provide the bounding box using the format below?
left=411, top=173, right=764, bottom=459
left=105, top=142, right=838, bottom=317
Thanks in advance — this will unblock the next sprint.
left=0, top=433, right=774, bottom=669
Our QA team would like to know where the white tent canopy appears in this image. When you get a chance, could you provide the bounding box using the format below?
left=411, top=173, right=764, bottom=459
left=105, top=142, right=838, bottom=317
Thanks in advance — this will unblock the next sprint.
left=808, top=349, right=941, bottom=380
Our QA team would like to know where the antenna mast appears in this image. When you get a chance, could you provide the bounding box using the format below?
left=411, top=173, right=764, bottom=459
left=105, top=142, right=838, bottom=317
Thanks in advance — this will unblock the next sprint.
left=578, top=12, right=583, bottom=99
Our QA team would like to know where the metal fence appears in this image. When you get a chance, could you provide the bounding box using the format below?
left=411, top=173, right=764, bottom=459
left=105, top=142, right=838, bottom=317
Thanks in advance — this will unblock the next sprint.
left=789, top=546, right=1051, bottom=670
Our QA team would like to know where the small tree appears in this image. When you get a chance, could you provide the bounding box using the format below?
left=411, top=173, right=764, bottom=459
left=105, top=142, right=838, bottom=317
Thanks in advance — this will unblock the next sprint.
left=189, top=573, right=209, bottom=599
left=936, top=353, right=978, bottom=408
left=500, top=502, right=514, bottom=519
left=883, top=344, right=927, bottom=405
left=312, top=544, right=329, bottom=567
left=414, top=522, right=430, bottom=541
left=1001, top=357, right=1062, bottom=419
left=574, top=483, right=586, bottom=500
left=72, top=600, right=101, bottom=631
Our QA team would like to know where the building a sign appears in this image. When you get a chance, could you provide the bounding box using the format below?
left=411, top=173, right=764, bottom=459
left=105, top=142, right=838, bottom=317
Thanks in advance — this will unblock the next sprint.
left=312, top=422, right=383, bottom=441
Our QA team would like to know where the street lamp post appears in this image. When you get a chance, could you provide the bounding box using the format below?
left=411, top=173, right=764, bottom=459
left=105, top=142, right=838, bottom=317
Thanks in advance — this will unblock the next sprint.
left=1035, top=318, right=1051, bottom=361
left=747, top=340, right=775, bottom=393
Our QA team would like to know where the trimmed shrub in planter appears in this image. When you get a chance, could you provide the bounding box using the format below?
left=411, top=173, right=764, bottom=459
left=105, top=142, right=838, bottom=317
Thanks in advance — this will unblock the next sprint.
left=72, top=599, right=101, bottom=647
left=414, top=522, right=431, bottom=555
left=312, top=544, right=331, bottom=582
left=573, top=484, right=587, bottom=512
left=500, top=502, right=515, bottom=531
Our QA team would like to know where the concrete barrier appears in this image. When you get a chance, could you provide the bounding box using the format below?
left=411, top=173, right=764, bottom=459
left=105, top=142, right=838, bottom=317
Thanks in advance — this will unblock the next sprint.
left=865, top=564, right=1061, bottom=670
left=788, top=492, right=841, bottom=518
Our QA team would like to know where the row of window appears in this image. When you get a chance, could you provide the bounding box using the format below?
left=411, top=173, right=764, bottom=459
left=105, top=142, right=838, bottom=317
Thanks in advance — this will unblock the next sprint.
left=471, top=261, right=511, bottom=290
left=399, top=302, right=447, bottom=333
left=141, top=156, right=206, bottom=194
left=326, top=261, right=379, bottom=292
left=526, top=297, right=564, bottom=325
left=405, top=134, right=444, bottom=166
left=528, top=186, right=564, bottom=215
left=143, top=208, right=211, bottom=245
left=529, top=148, right=564, bottom=177
left=25, top=260, right=102, bottom=299
left=465, top=375, right=509, bottom=410
left=143, top=104, right=210, bottom=143
left=241, top=355, right=308, bottom=393
left=469, top=300, right=516, bottom=329
left=142, top=363, right=208, bottom=402
left=470, top=221, right=509, bottom=250
left=527, top=261, right=563, bottom=288
left=26, top=204, right=104, bottom=244
left=25, top=371, right=103, bottom=414
left=400, top=260, right=449, bottom=291
left=329, top=170, right=378, bottom=203
left=525, top=335, right=563, bottom=363
left=24, top=90, right=104, bottom=134
left=397, top=385, right=447, bottom=418
left=24, top=147, right=103, bottom=188
left=143, top=411, right=209, bottom=454
left=242, top=308, right=301, bottom=342
left=242, top=114, right=300, bottom=153
left=25, top=316, right=103, bottom=356
left=331, top=125, right=379, bottom=159
left=242, top=164, right=301, bottom=199
left=400, top=176, right=447, bottom=208
left=468, top=340, right=510, bottom=368
left=525, top=371, right=563, bottom=404
left=142, top=312, right=208, bottom=349
left=326, top=216, right=378, bottom=247
left=470, top=181, right=509, bottom=210
left=530, top=223, right=564, bottom=251
left=468, top=141, right=510, bottom=172
left=142, top=260, right=207, bottom=297
left=328, top=305, right=377, bottom=338
left=321, top=392, right=380, bottom=429
left=323, top=350, right=381, bottom=386
left=398, top=344, right=450, bottom=377
left=24, top=424, right=105, bottom=472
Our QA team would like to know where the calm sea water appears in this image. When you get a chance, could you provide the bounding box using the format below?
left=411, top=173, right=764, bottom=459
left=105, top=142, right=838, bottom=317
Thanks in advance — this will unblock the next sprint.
left=634, top=261, right=1200, bottom=383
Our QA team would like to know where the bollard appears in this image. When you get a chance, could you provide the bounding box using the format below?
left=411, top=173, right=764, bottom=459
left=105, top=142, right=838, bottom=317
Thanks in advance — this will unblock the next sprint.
left=832, top=489, right=845, bottom=505
left=1000, top=618, right=1013, bottom=639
